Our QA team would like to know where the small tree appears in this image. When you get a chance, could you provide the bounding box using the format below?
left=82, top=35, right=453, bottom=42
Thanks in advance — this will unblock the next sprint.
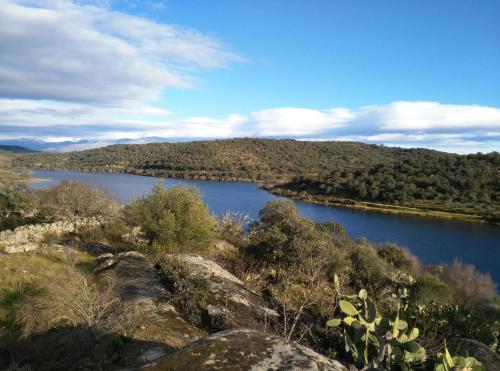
left=0, top=181, right=35, bottom=219
left=126, top=181, right=215, bottom=253
left=38, top=181, right=119, bottom=228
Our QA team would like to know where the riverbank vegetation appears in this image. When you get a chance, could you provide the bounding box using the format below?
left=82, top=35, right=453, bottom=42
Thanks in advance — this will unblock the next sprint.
left=12, top=139, right=500, bottom=222
left=0, top=167, right=498, bottom=369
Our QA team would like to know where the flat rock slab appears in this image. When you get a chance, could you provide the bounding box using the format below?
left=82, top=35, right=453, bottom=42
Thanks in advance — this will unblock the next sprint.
left=145, top=329, right=348, bottom=371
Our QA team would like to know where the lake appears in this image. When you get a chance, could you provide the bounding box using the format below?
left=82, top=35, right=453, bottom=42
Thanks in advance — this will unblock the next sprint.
left=30, top=169, right=500, bottom=284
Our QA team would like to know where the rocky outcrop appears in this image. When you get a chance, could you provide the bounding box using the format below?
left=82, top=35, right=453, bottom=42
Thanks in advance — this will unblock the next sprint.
left=175, top=254, right=279, bottom=331
left=448, top=338, right=500, bottom=371
left=0, top=220, right=93, bottom=253
left=145, top=329, right=348, bottom=371
left=95, top=251, right=207, bottom=367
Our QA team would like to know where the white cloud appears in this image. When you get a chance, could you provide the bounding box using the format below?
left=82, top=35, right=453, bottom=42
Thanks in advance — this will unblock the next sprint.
left=251, top=107, right=353, bottom=136
left=1, top=100, right=499, bottom=153
left=0, top=0, right=240, bottom=104
left=358, top=102, right=500, bottom=131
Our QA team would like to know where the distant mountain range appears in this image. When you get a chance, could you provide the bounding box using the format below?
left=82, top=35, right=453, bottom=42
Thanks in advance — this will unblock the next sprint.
left=0, top=144, right=36, bottom=153
left=0, top=137, right=209, bottom=152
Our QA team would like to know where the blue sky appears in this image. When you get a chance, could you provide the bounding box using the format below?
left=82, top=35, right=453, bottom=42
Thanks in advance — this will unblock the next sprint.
left=0, top=0, right=499, bottom=153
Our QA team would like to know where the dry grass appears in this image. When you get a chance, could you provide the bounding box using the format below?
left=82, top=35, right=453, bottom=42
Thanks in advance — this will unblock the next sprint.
left=16, top=271, right=119, bottom=338
left=0, top=247, right=102, bottom=342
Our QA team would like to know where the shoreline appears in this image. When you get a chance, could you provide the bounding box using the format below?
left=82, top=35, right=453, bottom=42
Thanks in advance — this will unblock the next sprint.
left=26, top=167, right=498, bottom=225
left=263, top=187, right=497, bottom=225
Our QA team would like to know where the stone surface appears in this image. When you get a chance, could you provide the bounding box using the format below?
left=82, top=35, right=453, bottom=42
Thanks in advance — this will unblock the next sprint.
left=175, top=254, right=279, bottom=331
left=448, top=338, right=500, bottom=371
left=95, top=251, right=207, bottom=367
left=3, top=241, right=39, bottom=253
left=82, top=241, right=120, bottom=255
left=214, top=239, right=238, bottom=254
left=0, top=220, right=97, bottom=253
left=144, top=329, right=348, bottom=371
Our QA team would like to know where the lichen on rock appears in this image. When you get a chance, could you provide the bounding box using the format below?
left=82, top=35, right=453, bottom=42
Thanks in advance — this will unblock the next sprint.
left=145, top=329, right=348, bottom=371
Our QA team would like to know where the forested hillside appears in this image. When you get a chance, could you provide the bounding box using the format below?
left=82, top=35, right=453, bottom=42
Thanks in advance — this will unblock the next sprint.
left=13, top=139, right=500, bottom=221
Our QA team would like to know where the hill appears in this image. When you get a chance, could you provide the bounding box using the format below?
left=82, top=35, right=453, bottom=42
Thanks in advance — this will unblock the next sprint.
left=0, top=145, right=34, bottom=153
left=12, top=138, right=500, bottom=221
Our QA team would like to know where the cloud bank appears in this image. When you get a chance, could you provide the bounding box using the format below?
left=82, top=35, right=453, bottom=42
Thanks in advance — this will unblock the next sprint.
left=2, top=99, right=499, bottom=153
left=0, top=0, right=240, bottom=104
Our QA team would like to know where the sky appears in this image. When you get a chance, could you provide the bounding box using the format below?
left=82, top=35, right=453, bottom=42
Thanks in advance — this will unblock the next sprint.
left=0, top=0, right=499, bottom=153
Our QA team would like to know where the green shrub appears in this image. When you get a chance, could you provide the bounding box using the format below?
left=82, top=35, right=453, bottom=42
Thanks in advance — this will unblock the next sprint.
left=102, top=218, right=130, bottom=245
left=246, top=200, right=339, bottom=266
left=377, top=244, right=413, bottom=271
left=412, top=272, right=453, bottom=305
left=126, top=182, right=215, bottom=254
left=349, top=244, right=388, bottom=291
left=155, top=255, right=209, bottom=325
left=0, top=181, right=37, bottom=231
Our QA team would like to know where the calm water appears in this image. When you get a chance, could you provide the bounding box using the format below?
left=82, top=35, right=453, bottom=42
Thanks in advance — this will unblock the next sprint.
left=30, top=170, right=500, bottom=283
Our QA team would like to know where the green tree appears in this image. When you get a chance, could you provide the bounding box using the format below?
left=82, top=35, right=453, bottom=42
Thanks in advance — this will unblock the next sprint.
left=126, top=181, right=215, bottom=253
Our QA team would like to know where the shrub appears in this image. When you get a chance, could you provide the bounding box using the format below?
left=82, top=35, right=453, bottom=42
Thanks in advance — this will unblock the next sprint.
left=155, top=255, right=209, bottom=325
left=246, top=200, right=339, bottom=266
left=412, top=272, right=453, bottom=305
left=0, top=181, right=36, bottom=231
left=77, top=225, right=105, bottom=245
left=377, top=244, right=413, bottom=271
left=101, top=218, right=130, bottom=245
left=0, top=182, right=35, bottom=220
left=37, top=181, right=119, bottom=228
left=126, top=182, right=215, bottom=254
left=441, top=260, right=496, bottom=309
left=349, top=244, right=388, bottom=292
left=216, top=211, right=250, bottom=245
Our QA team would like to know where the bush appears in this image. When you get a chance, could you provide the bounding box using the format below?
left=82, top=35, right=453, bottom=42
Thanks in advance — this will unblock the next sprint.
left=246, top=200, right=339, bottom=266
left=216, top=211, right=250, bottom=246
left=349, top=244, right=388, bottom=292
left=37, top=181, right=119, bottom=228
left=377, top=244, right=413, bottom=271
left=441, top=260, right=496, bottom=309
left=126, top=182, right=215, bottom=254
left=155, top=255, right=209, bottom=325
left=77, top=225, right=105, bottom=245
left=0, top=181, right=36, bottom=231
left=412, top=272, right=453, bottom=305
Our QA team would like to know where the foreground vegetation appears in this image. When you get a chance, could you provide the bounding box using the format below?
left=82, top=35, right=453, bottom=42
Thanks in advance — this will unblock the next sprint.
left=0, top=158, right=498, bottom=369
left=12, top=139, right=500, bottom=222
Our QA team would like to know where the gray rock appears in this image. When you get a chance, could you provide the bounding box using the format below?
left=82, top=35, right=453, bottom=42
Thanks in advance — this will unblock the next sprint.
left=175, top=254, right=279, bottom=331
left=448, top=338, right=500, bottom=371
left=95, top=251, right=206, bottom=356
left=144, top=329, right=348, bottom=371
left=3, top=242, right=39, bottom=253
left=82, top=241, right=119, bottom=255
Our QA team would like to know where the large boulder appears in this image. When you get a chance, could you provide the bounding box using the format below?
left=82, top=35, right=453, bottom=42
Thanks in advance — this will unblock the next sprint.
left=448, top=338, right=500, bottom=371
left=95, top=251, right=207, bottom=367
left=145, top=329, right=348, bottom=371
left=175, top=254, right=279, bottom=331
